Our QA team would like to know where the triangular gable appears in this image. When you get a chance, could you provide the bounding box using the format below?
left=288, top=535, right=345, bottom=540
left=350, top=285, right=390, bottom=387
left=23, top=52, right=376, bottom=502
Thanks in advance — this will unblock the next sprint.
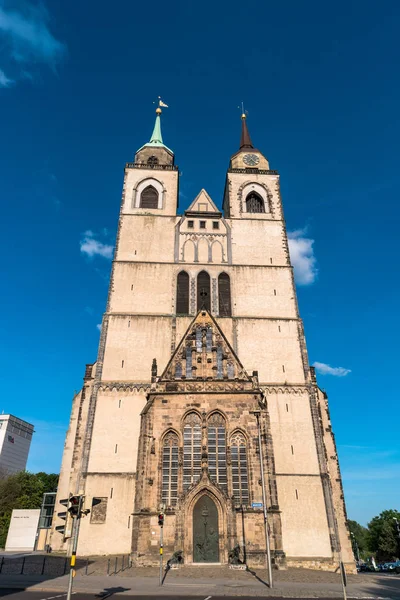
left=185, top=189, right=220, bottom=214
left=161, top=309, right=250, bottom=383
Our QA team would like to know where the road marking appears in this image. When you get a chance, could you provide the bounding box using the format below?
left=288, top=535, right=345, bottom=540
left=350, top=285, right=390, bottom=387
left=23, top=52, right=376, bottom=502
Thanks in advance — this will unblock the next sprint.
left=40, top=593, right=76, bottom=600
left=165, top=582, right=216, bottom=587
left=204, top=596, right=212, bottom=600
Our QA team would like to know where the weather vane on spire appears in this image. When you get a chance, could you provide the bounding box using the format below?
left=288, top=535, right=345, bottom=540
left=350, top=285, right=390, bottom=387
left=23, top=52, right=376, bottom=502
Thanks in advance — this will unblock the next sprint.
left=238, top=102, right=248, bottom=119
left=154, top=96, right=169, bottom=114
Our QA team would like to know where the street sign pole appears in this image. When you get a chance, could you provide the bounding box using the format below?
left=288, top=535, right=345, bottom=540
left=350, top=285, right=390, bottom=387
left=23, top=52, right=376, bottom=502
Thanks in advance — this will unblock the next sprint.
left=252, top=410, right=273, bottom=588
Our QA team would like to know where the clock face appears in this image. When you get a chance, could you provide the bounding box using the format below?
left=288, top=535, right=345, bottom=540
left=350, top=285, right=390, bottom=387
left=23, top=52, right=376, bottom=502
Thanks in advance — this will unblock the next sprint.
left=243, top=153, right=260, bottom=166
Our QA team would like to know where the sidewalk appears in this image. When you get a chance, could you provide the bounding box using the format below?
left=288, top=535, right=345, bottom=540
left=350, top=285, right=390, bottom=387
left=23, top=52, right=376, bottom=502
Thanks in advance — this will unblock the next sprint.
left=0, top=568, right=399, bottom=598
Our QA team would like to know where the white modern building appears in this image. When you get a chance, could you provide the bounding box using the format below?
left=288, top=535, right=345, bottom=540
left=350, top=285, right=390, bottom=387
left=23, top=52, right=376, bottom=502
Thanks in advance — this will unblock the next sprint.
left=0, top=414, right=34, bottom=475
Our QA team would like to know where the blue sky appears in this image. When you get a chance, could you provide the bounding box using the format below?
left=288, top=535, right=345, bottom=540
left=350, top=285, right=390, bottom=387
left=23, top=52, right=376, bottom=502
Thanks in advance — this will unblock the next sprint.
left=1, top=0, right=399, bottom=526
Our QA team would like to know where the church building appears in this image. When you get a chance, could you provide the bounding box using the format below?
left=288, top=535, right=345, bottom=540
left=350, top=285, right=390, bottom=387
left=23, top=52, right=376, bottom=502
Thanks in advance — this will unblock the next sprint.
left=50, top=106, right=354, bottom=570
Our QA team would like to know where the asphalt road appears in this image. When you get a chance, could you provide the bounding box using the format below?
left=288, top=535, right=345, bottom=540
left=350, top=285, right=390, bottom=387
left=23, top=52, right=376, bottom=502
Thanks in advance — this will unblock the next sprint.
left=0, top=592, right=353, bottom=600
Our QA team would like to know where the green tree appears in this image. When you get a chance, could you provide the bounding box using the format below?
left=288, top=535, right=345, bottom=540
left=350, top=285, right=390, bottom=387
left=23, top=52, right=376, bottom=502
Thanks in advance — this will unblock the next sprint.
left=0, top=471, right=58, bottom=549
left=347, top=519, right=370, bottom=559
left=367, top=509, right=400, bottom=562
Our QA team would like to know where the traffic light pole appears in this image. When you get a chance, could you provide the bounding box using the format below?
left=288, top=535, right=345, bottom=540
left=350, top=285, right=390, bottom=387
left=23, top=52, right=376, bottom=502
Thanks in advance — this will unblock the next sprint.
left=159, top=520, right=164, bottom=586
left=66, top=498, right=83, bottom=600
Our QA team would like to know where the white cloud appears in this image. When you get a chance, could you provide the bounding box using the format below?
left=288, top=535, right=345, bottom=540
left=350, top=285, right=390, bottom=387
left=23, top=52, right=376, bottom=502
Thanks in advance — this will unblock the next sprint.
left=288, top=227, right=318, bottom=285
left=0, top=2, right=66, bottom=85
left=80, top=230, right=113, bottom=260
left=313, top=361, right=351, bottom=377
left=0, top=67, right=14, bottom=87
left=96, top=323, right=101, bottom=331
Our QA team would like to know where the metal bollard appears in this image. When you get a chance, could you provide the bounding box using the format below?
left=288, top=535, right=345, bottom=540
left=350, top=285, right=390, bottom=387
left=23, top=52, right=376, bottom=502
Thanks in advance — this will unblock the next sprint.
left=107, top=558, right=110, bottom=576
left=85, top=558, right=89, bottom=576
left=41, top=556, right=46, bottom=575
left=114, top=556, right=118, bottom=575
left=64, top=557, right=67, bottom=575
left=20, top=557, right=26, bottom=575
left=121, top=555, right=125, bottom=572
left=0, top=556, right=4, bottom=574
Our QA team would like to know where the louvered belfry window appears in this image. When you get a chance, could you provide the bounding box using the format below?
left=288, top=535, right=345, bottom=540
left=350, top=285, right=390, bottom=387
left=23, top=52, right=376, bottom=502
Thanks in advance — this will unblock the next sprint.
left=176, top=271, right=189, bottom=315
left=208, top=413, right=227, bottom=491
left=231, top=432, right=249, bottom=505
left=140, top=185, right=159, bottom=209
left=246, top=192, right=265, bottom=214
left=218, top=273, right=232, bottom=317
left=197, top=271, right=211, bottom=311
left=162, top=432, right=179, bottom=507
left=147, top=156, right=159, bottom=166
left=183, top=413, right=202, bottom=490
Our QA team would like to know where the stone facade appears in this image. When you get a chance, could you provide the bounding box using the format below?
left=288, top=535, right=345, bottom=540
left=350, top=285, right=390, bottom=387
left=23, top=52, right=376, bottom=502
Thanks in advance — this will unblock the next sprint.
left=50, top=113, right=354, bottom=571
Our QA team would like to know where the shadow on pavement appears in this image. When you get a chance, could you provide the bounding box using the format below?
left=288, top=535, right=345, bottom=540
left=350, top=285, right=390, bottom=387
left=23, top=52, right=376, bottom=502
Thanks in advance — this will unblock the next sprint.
left=245, top=566, right=270, bottom=588
left=358, top=573, right=400, bottom=599
left=95, top=586, right=131, bottom=599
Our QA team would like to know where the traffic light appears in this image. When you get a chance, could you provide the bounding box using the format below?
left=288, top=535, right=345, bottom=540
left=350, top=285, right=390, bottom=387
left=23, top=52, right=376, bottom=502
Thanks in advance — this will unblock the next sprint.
left=158, top=513, right=164, bottom=527
left=55, top=497, right=71, bottom=537
left=68, top=495, right=81, bottom=517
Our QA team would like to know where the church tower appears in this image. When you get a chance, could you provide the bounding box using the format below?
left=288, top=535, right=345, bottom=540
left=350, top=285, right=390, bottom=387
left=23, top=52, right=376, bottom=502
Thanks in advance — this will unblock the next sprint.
left=51, top=107, right=354, bottom=571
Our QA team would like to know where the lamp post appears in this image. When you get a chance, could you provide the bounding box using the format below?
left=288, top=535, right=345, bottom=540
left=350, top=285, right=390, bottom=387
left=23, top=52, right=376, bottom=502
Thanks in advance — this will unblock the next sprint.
left=393, top=518, right=400, bottom=546
left=251, top=410, right=273, bottom=588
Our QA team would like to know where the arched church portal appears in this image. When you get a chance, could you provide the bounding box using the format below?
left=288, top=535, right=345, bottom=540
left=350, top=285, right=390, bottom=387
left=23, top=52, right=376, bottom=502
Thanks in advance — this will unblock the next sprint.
left=193, top=495, right=219, bottom=563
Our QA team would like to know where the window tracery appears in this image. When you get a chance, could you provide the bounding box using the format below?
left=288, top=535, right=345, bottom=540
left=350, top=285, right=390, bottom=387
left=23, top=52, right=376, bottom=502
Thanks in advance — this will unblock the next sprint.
left=162, top=432, right=179, bottom=507
left=246, top=192, right=265, bottom=213
left=231, top=432, right=249, bottom=505
left=208, top=413, right=227, bottom=491
left=183, top=413, right=202, bottom=490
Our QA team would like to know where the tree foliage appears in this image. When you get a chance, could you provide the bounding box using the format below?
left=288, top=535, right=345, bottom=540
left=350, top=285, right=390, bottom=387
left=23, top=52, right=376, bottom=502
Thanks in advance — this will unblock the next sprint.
left=347, top=519, right=370, bottom=559
left=367, top=509, right=400, bottom=562
left=0, top=471, right=58, bottom=549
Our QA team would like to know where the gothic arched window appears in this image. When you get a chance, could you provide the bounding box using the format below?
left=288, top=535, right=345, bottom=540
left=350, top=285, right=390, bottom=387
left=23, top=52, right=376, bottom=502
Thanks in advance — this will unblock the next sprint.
left=147, top=156, right=159, bottom=167
left=208, top=413, right=227, bottom=491
left=162, top=432, right=179, bottom=507
left=176, top=271, right=189, bottom=315
left=231, top=433, right=249, bottom=505
left=140, top=185, right=159, bottom=209
left=197, top=271, right=211, bottom=311
left=183, top=413, right=202, bottom=490
left=246, top=192, right=265, bottom=214
left=218, top=273, right=232, bottom=317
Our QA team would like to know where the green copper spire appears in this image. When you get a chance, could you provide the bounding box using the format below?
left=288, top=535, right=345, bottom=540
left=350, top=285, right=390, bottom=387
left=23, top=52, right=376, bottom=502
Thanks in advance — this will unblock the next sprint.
left=149, top=109, right=163, bottom=145
left=137, top=105, right=173, bottom=154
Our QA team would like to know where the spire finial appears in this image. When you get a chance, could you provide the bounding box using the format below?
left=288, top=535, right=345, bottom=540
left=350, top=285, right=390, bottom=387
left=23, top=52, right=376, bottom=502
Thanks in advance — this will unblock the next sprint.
left=149, top=98, right=169, bottom=145
left=238, top=103, right=254, bottom=150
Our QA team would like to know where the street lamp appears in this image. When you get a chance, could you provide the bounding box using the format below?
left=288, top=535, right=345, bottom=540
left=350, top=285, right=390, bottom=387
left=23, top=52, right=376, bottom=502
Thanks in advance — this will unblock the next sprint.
left=393, top=518, right=400, bottom=541
left=250, top=409, right=273, bottom=588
